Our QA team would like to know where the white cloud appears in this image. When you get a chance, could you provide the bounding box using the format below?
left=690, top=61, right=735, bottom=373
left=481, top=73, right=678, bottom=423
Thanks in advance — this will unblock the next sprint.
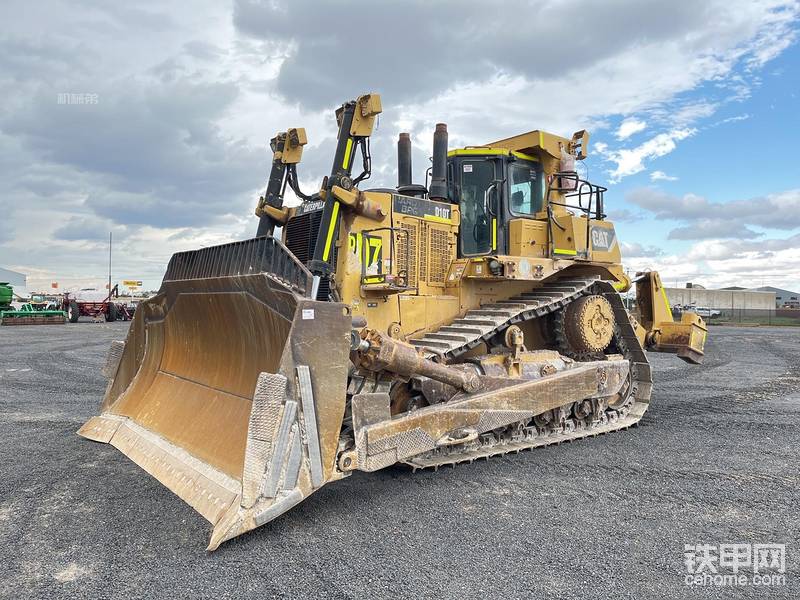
left=623, top=235, right=800, bottom=291
left=669, top=101, right=718, bottom=127
left=620, top=241, right=664, bottom=258
left=626, top=187, right=800, bottom=236
left=713, top=113, right=751, bottom=126
left=615, top=186, right=800, bottom=289
left=615, top=118, right=647, bottom=140
left=0, top=0, right=798, bottom=289
left=601, top=128, right=696, bottom=182
left=650, top=170, right=678, bottom=182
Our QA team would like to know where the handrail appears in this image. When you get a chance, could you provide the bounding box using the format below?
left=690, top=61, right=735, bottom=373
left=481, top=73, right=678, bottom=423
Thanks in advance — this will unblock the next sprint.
left=545, top=171, right=608, bottom=258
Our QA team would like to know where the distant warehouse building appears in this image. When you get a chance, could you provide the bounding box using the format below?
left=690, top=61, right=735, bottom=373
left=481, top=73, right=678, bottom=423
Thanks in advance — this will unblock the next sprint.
left=752, top=286, right=800, bottom=308
left=664, top=284, right=775, bottom=322
left=665, top=284, right=775, bottom=318
left=0, top=266, right=28, bottom=299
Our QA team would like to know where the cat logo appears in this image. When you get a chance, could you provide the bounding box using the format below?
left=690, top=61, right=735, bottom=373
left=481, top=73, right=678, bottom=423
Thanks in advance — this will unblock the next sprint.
left=295, top=200, right=325, bottom=215
left=590, top=226, right=616, bottom=252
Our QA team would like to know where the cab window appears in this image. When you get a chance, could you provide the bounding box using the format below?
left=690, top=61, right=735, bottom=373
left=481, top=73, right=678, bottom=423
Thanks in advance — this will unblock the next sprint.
left=508, top=162, right=545, bottom=216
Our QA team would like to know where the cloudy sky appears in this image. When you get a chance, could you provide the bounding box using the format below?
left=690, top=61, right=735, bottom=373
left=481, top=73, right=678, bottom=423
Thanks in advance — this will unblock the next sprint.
left=1, top=0, right=799, bottom=293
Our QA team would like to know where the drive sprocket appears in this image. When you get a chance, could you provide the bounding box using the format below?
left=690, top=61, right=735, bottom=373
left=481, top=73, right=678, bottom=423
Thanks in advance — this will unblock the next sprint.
left=562, top=294, right=615, bottom=354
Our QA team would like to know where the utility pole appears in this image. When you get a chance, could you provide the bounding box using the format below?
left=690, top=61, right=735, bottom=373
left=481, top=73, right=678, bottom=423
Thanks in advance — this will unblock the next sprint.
left=108, top=232, right=112, bottom=298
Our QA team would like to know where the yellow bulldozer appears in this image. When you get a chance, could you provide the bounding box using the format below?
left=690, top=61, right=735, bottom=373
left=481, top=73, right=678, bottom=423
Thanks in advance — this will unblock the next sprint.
left=79, top=93, right=707, bottom=549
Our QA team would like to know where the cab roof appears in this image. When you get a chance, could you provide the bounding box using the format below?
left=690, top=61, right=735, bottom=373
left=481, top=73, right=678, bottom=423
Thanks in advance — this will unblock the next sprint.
left=447, top=148, right=539, bottom=162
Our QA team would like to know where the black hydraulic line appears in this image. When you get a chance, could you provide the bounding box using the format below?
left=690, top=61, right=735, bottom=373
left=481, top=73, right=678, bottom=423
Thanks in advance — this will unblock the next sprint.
left=287, top=165, right=313, bottom=201
left=352, top=137, right=372, bottom=186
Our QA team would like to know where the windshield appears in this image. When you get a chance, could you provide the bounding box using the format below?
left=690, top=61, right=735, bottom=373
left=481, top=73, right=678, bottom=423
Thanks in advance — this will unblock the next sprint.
left=508, top=161, right=545, bottom=216
left=459, top=160, right=494, bottom=255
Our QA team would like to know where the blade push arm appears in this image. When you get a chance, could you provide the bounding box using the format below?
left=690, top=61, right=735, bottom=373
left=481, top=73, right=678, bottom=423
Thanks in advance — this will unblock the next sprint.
left=309, top=93, right=382, bottom=296
left=255, top=128, right=308, bottom=237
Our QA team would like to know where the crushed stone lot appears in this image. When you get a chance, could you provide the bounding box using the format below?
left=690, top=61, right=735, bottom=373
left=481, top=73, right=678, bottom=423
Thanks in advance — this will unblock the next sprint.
left=0, top=322, right=798, bottom=599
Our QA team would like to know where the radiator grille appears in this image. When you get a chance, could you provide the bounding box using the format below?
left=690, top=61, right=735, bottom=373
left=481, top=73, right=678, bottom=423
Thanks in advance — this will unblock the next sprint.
left=396, top=222, right=418, bottom=288
left=284, top=210, right=321, bottom=265
left=284, top=208, right=336, bottom=300
left=428, top=227, right=451, bottom=284
left=419, top=226, right=428, bottom=283
left=395, top=221, right=452, bottom=288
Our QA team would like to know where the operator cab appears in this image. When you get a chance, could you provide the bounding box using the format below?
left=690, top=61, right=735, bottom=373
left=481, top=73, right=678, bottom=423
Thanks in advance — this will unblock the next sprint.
left=447, top=149, right=546, bottom=257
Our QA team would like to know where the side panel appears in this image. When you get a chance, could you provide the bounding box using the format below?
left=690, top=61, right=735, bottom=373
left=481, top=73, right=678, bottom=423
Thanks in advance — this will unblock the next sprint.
left=508, top=219, right=548, bottom=258
left=398, top=294, right=461, bottom=339
left=550, top=215, right=577, bottom=258
left=335, top=192, right=463, bottom=340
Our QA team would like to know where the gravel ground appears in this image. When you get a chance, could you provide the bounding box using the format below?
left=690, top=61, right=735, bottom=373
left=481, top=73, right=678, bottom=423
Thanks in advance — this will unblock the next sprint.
left=0, top=322, right=798, bottom=599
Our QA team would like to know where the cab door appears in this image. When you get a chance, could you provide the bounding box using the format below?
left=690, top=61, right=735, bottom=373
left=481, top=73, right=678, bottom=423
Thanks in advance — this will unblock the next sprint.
left=457, top=158, right=499, bottom=257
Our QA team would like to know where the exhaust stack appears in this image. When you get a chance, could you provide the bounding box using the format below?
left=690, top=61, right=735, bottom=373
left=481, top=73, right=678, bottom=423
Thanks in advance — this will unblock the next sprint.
left=397, top=132, right=412, bottom=188
left=429, top=123, right=448, bottom=201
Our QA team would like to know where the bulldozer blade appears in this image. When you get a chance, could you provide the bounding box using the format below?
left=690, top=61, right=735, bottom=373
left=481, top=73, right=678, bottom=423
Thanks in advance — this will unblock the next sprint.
left=77, top=237, right=351, bottom=550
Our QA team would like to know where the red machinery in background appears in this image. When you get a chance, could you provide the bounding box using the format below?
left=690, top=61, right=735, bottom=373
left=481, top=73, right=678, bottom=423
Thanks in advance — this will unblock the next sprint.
left=63, top=285, right=132, bottom=323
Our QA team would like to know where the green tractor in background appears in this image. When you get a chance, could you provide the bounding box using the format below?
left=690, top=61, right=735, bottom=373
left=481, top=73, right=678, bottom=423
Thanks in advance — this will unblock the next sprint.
left=0, top=282, right=67, bottom=326
left=0, top=282, right=12, bottom=312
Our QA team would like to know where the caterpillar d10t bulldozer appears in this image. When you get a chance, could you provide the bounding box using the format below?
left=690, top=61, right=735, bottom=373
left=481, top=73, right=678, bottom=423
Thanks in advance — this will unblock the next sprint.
left=79, top=93, right=707, bottom=550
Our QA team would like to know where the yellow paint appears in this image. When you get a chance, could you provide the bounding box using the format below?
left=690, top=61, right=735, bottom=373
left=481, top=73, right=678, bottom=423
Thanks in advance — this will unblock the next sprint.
left=348, top=232, right=361, bottom=256
left=507, top=219, right=547, bottom=257
left=424, top=214, right=452, bottom=224
left=350, top=232, right=383, bottom=267
left=510, top=151, right=538, bottom=162
left=448, top=148, right=496, bottom=157
left=322, top=202, right=340, bottom=261
left=553, top=248, right=577, bottom=256
left=612, top=280, right=626, bottom=291
left=492, top=218, right=497, bottom=250
left=363, top=275, right=385, bottom=284
left=660, top=284, right=673, bottom=321
left=447, top=148, right=538, bottom=162
left=342, top=138, right=353, bottom=169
